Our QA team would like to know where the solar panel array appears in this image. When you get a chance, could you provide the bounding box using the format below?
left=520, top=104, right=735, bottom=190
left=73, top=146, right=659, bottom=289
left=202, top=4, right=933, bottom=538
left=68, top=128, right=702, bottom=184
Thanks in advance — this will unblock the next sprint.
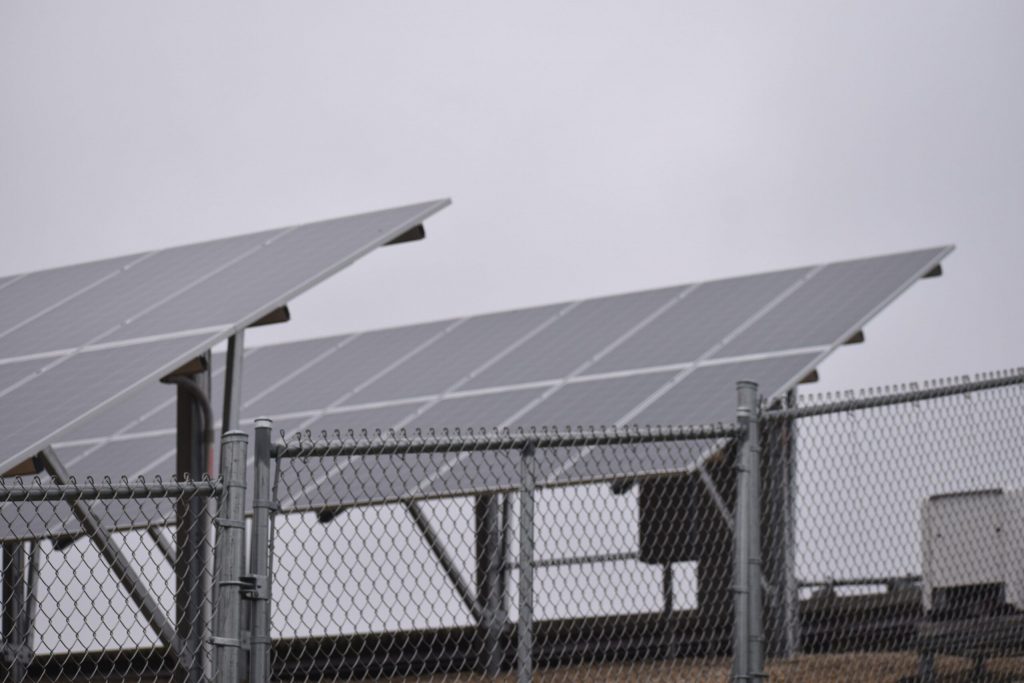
left=14, top=245, right=950, bottom=539
left=0, top=199, right=451, bottom=476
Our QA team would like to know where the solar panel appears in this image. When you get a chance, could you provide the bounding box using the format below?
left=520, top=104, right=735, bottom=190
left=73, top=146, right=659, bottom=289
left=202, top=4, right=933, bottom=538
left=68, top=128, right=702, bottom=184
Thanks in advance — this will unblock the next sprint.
left=0, top=199, right=451, bottom=473
left=13, top=245, right=950, bottom=531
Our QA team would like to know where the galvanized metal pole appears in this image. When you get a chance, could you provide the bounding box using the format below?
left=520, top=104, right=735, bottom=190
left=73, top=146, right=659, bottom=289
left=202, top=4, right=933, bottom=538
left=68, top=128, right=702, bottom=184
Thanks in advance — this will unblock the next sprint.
left=732, top=382, right=756, bottom=682
left=213, top=431, right=248, bottom=683
left=221, top=336, right=244, bottom=683
left=173, top=359, right=211, bottom=683
left=248, top=418, right=274, bottom=683
left=517, top=443, right=536, bottom=683
left=222, top=332, right=244, bottom=435
left=744, top=384, right=765, bottom=681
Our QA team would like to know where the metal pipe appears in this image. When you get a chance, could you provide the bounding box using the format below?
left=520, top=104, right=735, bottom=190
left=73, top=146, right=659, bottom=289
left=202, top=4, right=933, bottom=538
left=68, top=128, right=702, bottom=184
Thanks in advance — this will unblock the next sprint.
left=476, top=494, right=505, bottom=675
left=170, top=370, right=211, bottom=683
left=0, top=480, right=221, bottom=503
left=798, top=574, right=922, bottom=589
left=732, top=383, right=755, bottom=682
left=38, top=446, right=181, bottom=655
left=221, top=332, right=245, bottom=435
left=212, top=431, right=248, bottom=683
left=276, top=423, right=742, bottom=459
left=517, top=443, right=536, bottom=683
left=163, top=376, right=214, bottom=477
left=764, top=370, right=1024, bottom=421
left=510, top=550, right=638, bottom=570
left=405, top=501, right=483, bottom=623
left=763, top=389, right=799, bottom=659
left=744, top=384, right=765, bottom=680
left=249, top=419, right=274, bottom=683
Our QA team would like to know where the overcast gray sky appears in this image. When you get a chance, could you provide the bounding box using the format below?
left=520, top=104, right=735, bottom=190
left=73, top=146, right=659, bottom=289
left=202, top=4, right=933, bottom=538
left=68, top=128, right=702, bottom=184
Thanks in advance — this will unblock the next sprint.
left=2, top=1, right=1021, bottom=394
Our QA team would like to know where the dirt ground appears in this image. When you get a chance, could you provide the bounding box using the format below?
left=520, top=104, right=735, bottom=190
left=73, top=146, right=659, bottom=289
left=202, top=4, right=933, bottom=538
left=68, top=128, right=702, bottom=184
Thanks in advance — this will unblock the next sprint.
left=359, top=652, right=1024, bottom=683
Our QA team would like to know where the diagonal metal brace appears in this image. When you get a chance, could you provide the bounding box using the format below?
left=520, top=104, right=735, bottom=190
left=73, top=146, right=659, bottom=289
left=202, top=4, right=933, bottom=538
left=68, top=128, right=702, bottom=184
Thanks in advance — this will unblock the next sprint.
left=37, top=446, right=181, bottom=657
left=403, top=501, right=483, bottom=623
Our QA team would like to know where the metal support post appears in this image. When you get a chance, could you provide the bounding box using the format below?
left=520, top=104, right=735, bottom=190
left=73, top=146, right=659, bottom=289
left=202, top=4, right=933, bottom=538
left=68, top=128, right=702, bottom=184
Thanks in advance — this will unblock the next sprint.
left=222, top=332, right=245, bottom=435
left=248, top=419, right=274, bottom=683
left=733, top=381, right=764, bottom=681
left=475, top=493, right=506, bottom=674
left=212, top=431, right=249, bottom=683
left=763, top=389, right=799, bottom=658
left=405, top=501, right=484, bottom=623
left=174, top=359, right=211, bottom=683
left=746, top=385, right=764, bottom=680
left=222, top=334, right=244, bottom=681
left=517, top=443, right=536, bottom=683
left=732, top=382, right=755, bottom=682
left=2, top=542, right=29, bottom=683
left=38, top=446, right=180, bottom=654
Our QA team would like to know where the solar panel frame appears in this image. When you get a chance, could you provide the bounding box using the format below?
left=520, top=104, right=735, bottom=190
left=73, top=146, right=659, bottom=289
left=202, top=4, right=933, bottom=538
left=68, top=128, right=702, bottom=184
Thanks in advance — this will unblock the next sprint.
left=0, top=199, right=451, bottom=471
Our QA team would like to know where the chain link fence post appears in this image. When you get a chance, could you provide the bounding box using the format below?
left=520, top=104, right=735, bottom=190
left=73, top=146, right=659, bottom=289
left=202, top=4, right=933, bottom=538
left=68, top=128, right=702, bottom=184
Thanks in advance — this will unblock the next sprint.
left=213, top=430, right=249, bottom=683
left=733, top=383, right=754, bottom=682
left=248, top=418, right=275, bottom=683
left=517, top=441, right=537, bottom=683
left=745, top=384, right=765, bottom=681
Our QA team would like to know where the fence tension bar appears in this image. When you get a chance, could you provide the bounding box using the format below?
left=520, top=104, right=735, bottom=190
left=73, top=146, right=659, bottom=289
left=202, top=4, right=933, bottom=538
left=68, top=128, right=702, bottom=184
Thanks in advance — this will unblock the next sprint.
left=37, top=446, right=182, bottom=657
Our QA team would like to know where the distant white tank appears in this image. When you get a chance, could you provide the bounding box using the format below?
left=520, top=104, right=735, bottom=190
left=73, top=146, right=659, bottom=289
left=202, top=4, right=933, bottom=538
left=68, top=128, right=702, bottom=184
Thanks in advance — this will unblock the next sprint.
left=921, top=489, right=1024, bottom=616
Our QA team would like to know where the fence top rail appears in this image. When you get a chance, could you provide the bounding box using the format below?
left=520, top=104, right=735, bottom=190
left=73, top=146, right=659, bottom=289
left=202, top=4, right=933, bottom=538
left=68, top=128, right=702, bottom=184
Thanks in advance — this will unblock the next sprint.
left=0, top=476, right=223, bottom=502
left=273, top=422, right=742, bottom=458
left=765, top=368, right=1024, bottom=421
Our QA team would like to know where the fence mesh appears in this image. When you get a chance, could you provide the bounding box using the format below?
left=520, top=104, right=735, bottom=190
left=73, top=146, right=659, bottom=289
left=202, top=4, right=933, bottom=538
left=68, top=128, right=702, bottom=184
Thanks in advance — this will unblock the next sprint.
left=761, top=370, right=1024, bottom=682
left=265, top=370, right=1024, bottom=683
left=270, top=429, right=735, bottom=682
left=0, top=476, right=220, bottom=683
left=2, top=369, right=1023, bottom=682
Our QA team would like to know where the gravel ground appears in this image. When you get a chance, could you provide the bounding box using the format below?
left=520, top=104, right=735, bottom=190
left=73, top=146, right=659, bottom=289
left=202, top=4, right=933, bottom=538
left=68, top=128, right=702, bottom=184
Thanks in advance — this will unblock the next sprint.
left=356, top=652, right=1024, bottom=683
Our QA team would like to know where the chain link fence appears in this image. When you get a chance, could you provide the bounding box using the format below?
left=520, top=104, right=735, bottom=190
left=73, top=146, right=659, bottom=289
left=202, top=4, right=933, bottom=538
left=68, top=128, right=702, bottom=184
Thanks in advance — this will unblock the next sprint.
left=269, top=425, right=738, bottom=683
left=762, top=369, right=1024, bottom=682
left=0, top=454, right=221, bottom=682
left=2, top=369, right=1023, bottom=682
